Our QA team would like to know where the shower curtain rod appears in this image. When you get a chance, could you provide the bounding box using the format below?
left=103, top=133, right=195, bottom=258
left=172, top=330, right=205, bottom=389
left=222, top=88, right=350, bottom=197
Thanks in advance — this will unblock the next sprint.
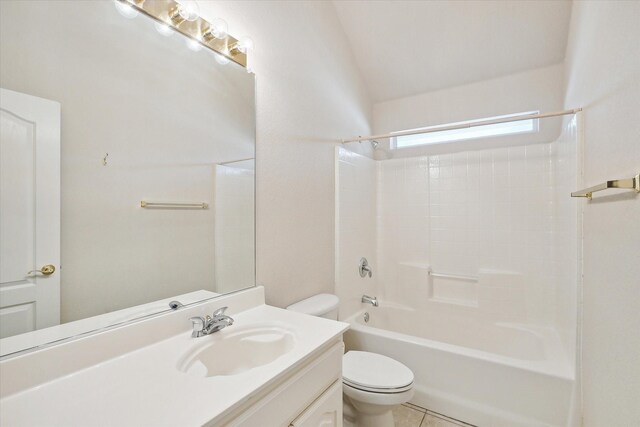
left=341, top=108, right=582, bottom=144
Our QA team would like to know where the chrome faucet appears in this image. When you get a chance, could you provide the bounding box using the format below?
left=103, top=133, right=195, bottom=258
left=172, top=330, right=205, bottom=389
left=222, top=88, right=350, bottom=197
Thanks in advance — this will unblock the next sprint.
left=190, top=306, right=234, bottom=338
left=359, top=258, right=373, bottom=278
left=361, top=295, right=378, bottom=307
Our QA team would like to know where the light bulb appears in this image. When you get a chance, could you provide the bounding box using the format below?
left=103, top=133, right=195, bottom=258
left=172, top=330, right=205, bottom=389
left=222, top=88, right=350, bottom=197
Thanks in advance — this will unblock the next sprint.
left=236, top=36, right=254, bottom=54
left=114, top=0, right=138, bottom=19
left=214, top=53, right=230, bottom=65
left=186, top=38, right=202, bottom=52
left=154, top=22, right=173, bottom=37
left=176, top=0, right=199, bottom=22
left=210, top=18, right=228, bottom=39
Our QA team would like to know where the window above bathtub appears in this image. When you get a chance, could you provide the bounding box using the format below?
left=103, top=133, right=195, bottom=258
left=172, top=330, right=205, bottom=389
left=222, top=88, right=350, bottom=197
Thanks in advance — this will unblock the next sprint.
left=391, top=111, right=540, bottom=149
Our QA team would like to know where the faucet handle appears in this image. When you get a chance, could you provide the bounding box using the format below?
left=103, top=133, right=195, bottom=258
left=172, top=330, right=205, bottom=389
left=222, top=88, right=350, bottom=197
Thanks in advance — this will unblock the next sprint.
left=359, top=258, right=373, bottom=278
left=212, top=306, right=228, bottom=317
left=190, top=316, right=205, bottom=337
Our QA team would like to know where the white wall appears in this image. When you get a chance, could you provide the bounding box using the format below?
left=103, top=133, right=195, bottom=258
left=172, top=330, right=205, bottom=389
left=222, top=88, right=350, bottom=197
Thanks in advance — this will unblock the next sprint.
left=372, top=64, right=565, bottom=158
left=214, top=161, right=255, bottom=294
left=563, top=2, right=640, bottom=425
left=335, top=147, right=377, bottom=319
left=199, top=1, right=371, bottom=308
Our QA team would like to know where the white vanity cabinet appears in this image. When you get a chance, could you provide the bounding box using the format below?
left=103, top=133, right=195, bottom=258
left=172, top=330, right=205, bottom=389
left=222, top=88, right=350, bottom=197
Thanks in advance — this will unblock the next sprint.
left=289, top=380, right=342, bottom=427
left=0, top=289, right=350, bottom=427
left=219, top=341, right=344, bottom=427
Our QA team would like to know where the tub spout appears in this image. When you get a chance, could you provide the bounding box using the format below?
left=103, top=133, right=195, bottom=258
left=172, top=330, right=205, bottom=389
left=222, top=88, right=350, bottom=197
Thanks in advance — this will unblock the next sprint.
left=362, top=295, right=378, bottom=307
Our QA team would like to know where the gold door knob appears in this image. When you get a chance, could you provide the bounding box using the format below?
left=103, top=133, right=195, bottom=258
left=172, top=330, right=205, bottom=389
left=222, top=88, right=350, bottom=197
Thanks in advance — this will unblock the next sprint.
left=27, top=264, right=56, bottom=276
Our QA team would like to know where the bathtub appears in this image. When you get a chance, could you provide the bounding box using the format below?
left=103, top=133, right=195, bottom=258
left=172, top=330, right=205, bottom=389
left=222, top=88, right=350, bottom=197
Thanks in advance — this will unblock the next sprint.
left=343, top=303, right=575, bottom=427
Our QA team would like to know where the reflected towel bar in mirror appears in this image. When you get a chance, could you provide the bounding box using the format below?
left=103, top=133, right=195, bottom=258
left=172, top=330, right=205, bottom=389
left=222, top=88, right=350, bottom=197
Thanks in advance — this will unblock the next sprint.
left=140, top=201, right=209, bottom=209
left=571, top=173, right=639, bottom=199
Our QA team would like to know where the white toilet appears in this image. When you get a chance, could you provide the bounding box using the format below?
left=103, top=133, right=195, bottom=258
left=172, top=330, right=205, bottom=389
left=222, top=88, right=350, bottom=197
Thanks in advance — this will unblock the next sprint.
left=287, top=294, right=414, bottom=427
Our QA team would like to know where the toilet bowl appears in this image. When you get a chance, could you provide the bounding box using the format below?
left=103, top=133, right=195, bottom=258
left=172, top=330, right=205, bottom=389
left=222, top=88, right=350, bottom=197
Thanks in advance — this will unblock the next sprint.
left=287, top=294, right=415, bottom=427
left=342, top=350, right=414, bottom=427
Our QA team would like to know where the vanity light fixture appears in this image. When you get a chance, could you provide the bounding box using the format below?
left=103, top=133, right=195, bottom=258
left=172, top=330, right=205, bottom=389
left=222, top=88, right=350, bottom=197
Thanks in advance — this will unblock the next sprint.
left=231, top=36, right=255, bottom=55
left=186, top=38, right=202, bottom=52
left=154, top=21, right=174, bottom=37
left=230, top=37, right=255, bottom=71
left=214, top=53, right=230, bottom=65
left=169, top=0, right=200, bottom=25
left=177, top=0, right=200, bottom=20
left=114, top=0, right=138, bottom=19
left=114, top=0, right=251, bottom=68
left=202, top=18, right=228, bottom=41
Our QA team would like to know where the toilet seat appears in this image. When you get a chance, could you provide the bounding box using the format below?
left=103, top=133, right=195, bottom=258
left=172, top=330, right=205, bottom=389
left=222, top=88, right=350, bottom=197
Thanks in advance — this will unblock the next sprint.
left=342, top=351, right=414, bottom=394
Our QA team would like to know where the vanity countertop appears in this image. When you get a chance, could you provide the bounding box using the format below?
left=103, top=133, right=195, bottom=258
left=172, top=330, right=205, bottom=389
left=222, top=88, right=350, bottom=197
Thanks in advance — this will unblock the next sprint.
left=0, top=289, right=349, bottom=427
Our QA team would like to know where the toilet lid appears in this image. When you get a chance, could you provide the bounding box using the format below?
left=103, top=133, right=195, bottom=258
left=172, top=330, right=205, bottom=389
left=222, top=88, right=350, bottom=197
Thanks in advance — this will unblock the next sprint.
left=342, top=351, right=414, bottom=393
left=286, top=294, right=339, bottom=317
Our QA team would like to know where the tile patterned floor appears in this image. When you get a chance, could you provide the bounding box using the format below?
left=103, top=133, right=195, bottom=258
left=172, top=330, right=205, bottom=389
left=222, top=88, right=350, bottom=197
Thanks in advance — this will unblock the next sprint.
left=392, top=403, right=477, bottom=427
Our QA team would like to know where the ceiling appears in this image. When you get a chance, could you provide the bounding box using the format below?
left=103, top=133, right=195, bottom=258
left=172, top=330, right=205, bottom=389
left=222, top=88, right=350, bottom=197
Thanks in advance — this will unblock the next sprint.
left=332, top=0, right=573, bottom=103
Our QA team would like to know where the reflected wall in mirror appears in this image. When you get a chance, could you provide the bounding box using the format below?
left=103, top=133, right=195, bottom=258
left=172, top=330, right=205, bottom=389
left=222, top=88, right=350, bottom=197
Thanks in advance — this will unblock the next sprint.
left=0, top=0, right=255, bottom=356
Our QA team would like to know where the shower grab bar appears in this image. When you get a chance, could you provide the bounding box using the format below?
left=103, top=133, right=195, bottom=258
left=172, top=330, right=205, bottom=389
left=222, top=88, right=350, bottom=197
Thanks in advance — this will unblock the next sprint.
left=571, top=173, right=639, bottom=199
left=140, top=201, right=209, bottom=209
left=428, top=270, right=478, bottom=282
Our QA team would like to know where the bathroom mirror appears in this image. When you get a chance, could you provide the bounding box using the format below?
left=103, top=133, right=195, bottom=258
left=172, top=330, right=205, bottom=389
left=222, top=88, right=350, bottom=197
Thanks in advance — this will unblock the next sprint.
left=0, top=0, right=255, bottom=356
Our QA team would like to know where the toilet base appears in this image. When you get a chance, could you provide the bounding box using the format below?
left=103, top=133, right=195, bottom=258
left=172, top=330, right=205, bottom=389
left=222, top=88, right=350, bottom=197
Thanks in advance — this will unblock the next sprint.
left=343, top=386, right=414, bottom=427
left=343, top=397, right=396, bottom=427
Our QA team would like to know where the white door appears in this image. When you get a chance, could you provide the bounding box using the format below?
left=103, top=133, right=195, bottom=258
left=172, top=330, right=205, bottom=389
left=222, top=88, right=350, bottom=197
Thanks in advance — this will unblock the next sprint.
left=0, top=88, right=60, bottom=339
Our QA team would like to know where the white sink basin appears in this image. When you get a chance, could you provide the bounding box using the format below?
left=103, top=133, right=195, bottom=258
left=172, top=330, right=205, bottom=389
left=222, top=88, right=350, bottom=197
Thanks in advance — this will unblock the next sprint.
left=176, top=323, right=296, bottom=378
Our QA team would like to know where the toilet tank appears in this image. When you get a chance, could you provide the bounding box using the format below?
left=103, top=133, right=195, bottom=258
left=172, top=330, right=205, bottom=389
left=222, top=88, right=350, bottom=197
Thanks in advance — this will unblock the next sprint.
left=286, top=294, right=340, bottom=320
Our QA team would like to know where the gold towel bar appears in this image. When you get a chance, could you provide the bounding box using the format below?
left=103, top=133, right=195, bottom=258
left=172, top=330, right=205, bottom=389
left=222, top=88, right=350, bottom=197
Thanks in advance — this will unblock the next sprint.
left=140, top=201, right=209, bottom=209
left=571, top=173, right=639, bottom=199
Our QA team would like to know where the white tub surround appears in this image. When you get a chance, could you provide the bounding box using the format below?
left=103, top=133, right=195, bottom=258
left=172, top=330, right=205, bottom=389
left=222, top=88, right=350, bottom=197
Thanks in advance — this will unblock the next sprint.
left=0, top=287, right=349, bottom=426
left=335, top=128, right=580, bottom=426
left=344, top=305, right=573, bottom=427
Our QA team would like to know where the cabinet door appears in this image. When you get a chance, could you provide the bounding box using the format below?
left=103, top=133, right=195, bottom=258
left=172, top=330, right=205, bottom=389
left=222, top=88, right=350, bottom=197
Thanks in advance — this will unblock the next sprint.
left=290, top=380, right=342, bottom=427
